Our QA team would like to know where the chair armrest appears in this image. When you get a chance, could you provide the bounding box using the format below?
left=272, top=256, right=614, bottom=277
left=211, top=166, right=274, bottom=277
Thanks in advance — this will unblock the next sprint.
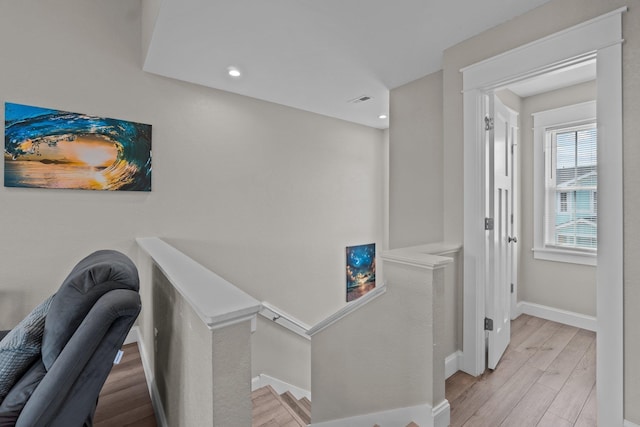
left=16, top=290, right=140, bottom=427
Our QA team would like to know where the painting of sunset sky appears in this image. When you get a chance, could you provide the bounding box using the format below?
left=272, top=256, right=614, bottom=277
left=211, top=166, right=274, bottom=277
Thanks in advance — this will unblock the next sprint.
left=4, top=103, right=151, bottom=191
left=346, top=243, right=376, bottom=302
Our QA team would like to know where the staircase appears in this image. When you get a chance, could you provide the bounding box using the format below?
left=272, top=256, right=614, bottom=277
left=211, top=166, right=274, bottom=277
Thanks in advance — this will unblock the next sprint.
left=252, top=385, right=419, bottom=427
left=374, top=424, right=420, bottom=427
left=252, top=385, right=309, bottom=427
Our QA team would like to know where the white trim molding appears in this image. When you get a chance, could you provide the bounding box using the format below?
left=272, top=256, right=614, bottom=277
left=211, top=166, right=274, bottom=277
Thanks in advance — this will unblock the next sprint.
left=137, top=334, right=169, bottom=427
left=136, top=237, right=261, bottom=329
left=460, top=7, right=627, bottom=90
left=308, top=285, right=387, bottom=336
left=516, top=301, right=597, bottom=332
left=251, top=374, right=311, bottom=401
left=260, top=285, right=388, bottom=339
left=123, top=325, right=139, bottom=346
left=532, top=246, right=597, bottom=266
left=462, top=8, right=625, bottom=426
left=310, top=401, right=450, bottom=427
left=625, top=420, right=640, bottom=427
left=531, top=101, right=598, bottom=266
left=259, top=302, right=312, bottom=340
left=445, top=351, right=463, bottom=379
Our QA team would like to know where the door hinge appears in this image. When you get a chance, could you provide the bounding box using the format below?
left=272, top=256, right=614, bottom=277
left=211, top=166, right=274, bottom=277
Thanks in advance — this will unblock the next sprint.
left=485, top=116, right=494, bottom=131
left=511, top=283, right=514, bottom=294
left=485, top=217, right=494, bottom=231
left=484, top=317, right=494, bottom=331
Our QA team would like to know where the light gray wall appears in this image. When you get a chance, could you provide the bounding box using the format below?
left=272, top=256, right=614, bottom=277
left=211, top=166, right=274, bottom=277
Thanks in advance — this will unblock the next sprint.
left=0, top=0, right=384, bottom=394
left=442, top=0, right=640, bottom=422
left=495, top=84, right=597, bottom=317
left=311, top=260, right=446, bottom=424
left=146, top=263, right=252, bottom=426
left=252, top=317, right=311, bottom=391
left=141, top=0, right=162, bottom=59
left=519, top=81, right=597, bottom=316
left=389, top=71, right=444, bottom=248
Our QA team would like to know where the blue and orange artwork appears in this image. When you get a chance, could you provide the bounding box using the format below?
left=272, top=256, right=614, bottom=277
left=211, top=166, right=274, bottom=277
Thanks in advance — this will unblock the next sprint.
left=4, top=102, right=151, bottom=191
left=346, top=243, right=376, bottom=302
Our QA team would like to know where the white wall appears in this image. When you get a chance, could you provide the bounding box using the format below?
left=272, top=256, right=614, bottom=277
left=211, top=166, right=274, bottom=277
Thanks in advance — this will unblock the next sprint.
left=442, top=0, right=640, bottom=422
left=149, top=264, right=253, bottom=427
left=251, top=317, right=311, bottom=391
left=389, top=72, right=444, bottom=248
left=311, top=258, right=447, bottom=425
left=519, top=81, right=597, bottom=316
left=0, top=0, right=384, bottom=392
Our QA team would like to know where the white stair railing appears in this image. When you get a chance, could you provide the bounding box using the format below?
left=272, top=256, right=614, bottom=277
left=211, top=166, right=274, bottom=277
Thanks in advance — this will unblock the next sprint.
left=136, top=237, right=261, bottom=427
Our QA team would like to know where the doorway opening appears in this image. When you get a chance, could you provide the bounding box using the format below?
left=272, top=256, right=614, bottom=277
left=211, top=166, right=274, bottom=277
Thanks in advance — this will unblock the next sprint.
left=461, top=7, right=624, bottom=426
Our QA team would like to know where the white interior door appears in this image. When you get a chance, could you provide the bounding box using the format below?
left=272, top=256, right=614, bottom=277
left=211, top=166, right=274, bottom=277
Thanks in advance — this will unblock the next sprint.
left=486, top=94, right=516, bottom=370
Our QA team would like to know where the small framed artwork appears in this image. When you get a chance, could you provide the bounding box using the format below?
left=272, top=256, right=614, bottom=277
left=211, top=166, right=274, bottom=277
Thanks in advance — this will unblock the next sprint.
left=4, top=102, right=151, bottom=191
left=346, top=243, right=376, bottom=302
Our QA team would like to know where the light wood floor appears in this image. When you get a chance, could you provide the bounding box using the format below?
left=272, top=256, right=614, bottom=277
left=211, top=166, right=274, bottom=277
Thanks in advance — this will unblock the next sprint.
left=92, top=315, right=595, bottom=427
left=94, top=343, right=157, bottom=427
left=446, top=314, right=596, bottom=427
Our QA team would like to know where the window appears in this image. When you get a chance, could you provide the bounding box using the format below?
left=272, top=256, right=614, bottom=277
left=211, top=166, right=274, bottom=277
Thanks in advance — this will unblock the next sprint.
left=546, top=124, right=597, bottom=250
left=533, top=101, right=597, bottom=266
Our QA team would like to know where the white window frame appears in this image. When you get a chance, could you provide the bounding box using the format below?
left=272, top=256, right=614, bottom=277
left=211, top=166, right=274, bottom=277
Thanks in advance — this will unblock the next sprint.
left=532, top=100, right=597, bottom=266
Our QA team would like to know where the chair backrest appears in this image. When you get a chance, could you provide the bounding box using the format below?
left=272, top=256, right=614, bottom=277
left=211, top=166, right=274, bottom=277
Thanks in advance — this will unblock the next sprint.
left=42, top=249, right=139, bottom=369
left=0, top=250, right=141, bottom=427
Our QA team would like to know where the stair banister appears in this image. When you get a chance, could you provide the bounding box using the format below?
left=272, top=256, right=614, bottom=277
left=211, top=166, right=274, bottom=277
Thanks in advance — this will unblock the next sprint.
left=136, top=237, right=261, bottom=427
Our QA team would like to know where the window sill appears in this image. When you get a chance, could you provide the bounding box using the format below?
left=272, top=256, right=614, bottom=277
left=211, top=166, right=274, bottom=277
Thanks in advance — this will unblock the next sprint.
left=532, top=247, right=597, bottom=266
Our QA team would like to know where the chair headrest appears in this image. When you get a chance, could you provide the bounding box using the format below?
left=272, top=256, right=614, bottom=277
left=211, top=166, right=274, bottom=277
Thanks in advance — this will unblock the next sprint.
left=41, top=250, right=139, bottom=369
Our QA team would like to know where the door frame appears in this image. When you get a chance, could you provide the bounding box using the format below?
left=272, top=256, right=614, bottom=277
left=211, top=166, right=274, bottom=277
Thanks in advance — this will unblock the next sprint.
left=461, top=7, right=625, bottom=426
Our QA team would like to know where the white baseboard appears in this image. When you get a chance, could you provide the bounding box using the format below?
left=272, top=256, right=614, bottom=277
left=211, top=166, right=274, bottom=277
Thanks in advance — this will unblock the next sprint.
left=432, top=400, right=450, bottom=427
left=310, top=401, right=449, bottom=427
left=445, top=351, right=463, bottom=379
left=251, top=373, right=311, bottom=401
left=625, top=420, right=640, bottom=427
left=516, top=301, right=597, bottom=332
left=136, top=331, right=169, bottom=427
left=123, top=325, right=139, bottom=345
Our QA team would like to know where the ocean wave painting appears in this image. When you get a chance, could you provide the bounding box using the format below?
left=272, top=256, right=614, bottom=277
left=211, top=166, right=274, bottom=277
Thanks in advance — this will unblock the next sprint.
left=4, top=102, right=151, bottom=191
left=346, top=243, right=376, bottom=302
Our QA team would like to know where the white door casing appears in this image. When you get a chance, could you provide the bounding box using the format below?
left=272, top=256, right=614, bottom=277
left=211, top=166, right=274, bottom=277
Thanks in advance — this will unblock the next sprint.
left=461, top=7, right=624, bottom=426
left=510, top=110, right=520, bottom=320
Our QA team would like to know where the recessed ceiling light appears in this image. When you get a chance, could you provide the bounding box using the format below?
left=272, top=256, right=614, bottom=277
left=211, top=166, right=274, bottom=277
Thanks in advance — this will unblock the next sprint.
left=227, top=67, right=241, bottom=78
left=378, top=114, right=388, bottom=119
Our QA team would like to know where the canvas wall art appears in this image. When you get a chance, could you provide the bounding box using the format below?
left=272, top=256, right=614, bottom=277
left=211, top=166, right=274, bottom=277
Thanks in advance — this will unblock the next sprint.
left=4, top=102, right=151, bottom=191
left=346, top=243, right=376, bottom=302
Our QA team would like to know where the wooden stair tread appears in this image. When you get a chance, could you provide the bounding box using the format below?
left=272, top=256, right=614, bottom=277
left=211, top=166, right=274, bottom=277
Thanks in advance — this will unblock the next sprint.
left=280, top=391, right=311, bottom=425
left=253, top=385, right=422, bottom=427
left=374, top=423, right=419, bottom=427
left=252, top=386, right=306, bottom=427
left=299, top=397, right=311, bottom=413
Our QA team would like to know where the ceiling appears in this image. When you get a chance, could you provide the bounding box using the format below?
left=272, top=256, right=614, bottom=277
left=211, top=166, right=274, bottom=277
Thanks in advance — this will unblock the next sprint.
left=143, top=0, right=555, bottom=129
left=507, top=59, right=597, bottom=98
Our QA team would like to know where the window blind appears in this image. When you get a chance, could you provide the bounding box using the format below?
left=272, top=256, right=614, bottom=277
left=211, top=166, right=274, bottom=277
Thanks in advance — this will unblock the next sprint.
left=545, top=124, right=597, bottom=250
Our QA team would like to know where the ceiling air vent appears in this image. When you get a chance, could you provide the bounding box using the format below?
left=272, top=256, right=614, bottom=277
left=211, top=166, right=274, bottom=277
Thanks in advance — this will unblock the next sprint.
left=348, top=95, right=373, bottom=104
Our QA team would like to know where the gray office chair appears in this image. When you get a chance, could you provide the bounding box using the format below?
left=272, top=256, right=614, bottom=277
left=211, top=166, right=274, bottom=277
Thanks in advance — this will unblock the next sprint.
left=0, top=250, right=141, bottom=427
